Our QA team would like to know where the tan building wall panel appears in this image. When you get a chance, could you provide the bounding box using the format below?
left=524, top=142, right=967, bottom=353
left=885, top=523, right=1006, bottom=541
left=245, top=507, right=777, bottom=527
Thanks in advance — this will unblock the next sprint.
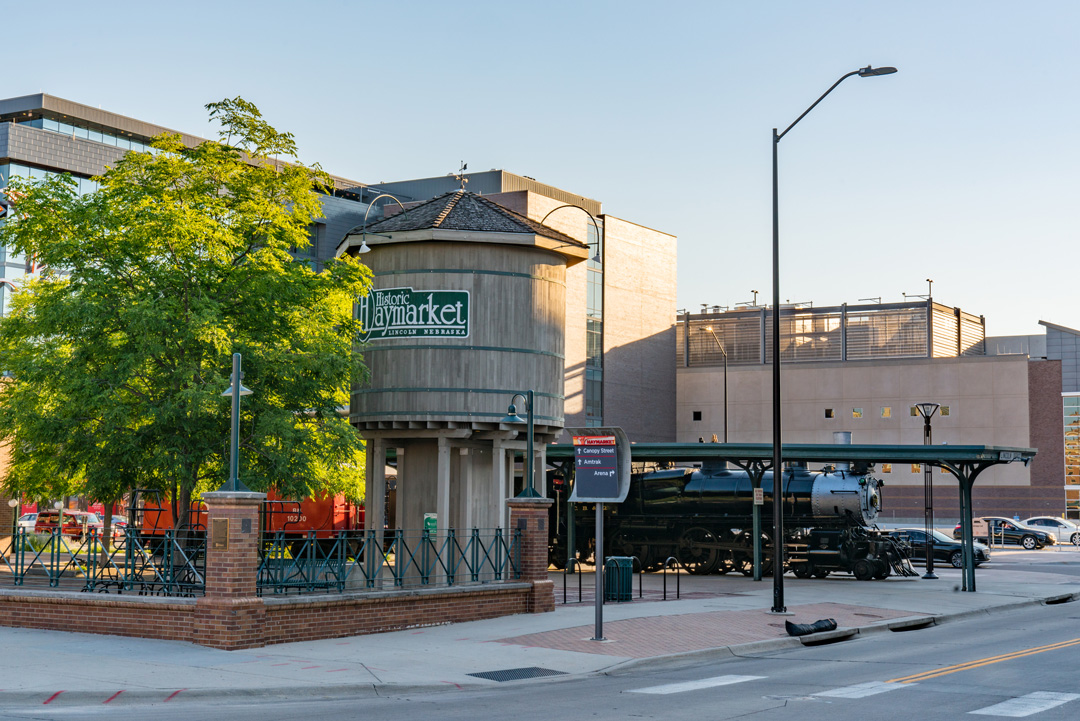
left=600, top=216, right=677, bottom=442
left=677, top=355, right=1033, bottom=490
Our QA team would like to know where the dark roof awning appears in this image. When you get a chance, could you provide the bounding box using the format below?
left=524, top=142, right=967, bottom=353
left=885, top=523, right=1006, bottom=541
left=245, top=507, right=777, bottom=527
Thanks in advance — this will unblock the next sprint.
left=544, top=442, right=1035, bottom=466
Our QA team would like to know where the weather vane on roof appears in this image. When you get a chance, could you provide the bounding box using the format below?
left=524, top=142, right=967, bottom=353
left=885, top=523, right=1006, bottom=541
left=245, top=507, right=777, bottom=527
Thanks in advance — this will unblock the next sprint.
left=454, top=161, right=469, bottom=191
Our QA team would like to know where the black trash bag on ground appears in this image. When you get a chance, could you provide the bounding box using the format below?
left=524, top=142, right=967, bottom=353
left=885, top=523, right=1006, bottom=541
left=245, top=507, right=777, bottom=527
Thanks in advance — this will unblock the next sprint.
left=785, top=618, right=838, bottom=637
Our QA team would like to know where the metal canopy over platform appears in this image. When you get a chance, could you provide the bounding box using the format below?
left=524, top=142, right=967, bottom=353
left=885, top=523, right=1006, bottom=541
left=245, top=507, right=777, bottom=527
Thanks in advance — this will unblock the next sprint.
left=546, top=442, right=1037, bottom=593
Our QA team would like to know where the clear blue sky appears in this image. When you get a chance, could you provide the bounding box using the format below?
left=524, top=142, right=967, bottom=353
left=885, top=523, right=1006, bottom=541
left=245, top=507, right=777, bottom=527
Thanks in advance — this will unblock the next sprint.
left=10, top=1, right=1078, bottom=336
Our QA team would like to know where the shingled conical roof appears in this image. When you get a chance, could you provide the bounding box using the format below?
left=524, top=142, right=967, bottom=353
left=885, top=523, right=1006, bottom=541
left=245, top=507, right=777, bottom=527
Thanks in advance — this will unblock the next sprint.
left=362, top=191, right=584, bottom=245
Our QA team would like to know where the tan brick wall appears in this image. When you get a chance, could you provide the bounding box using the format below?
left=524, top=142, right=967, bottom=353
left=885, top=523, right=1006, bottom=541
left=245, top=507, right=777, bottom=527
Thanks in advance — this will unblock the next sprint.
left=677, top=354, right=1071, bottom=519
left=600, top=216, right=677, bottom=441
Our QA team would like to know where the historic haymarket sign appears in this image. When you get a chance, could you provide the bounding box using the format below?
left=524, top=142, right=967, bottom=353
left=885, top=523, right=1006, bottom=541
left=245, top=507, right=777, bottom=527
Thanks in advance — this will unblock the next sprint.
left=358, top=286, right=470, bottom=341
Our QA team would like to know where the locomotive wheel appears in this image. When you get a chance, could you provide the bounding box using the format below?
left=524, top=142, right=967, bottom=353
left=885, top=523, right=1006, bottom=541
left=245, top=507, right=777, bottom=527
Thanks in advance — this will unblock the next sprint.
left=852, top=559, right=874, bottom=581
left=678, top=527, right=720, bottom=575
left=714, top=550, right=734, bottom=575
left=792, top=563, right=813, bottom=579
left=873, top=560, right=891, bottom=579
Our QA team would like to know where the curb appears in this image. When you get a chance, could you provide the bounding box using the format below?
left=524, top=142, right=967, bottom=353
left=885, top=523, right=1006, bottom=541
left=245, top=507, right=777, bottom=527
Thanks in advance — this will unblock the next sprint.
left=3, top=590, right=1077, bottom=706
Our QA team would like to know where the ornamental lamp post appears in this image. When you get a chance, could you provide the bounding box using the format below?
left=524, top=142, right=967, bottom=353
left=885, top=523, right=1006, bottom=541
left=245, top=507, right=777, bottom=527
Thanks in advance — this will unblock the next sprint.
left=916, top=402, right=941, bottom=579
left=501, top=390, right=539, bottom=498
left=771, top=64, right=897, bottom=613
left=705, top=326, right=729, bottom=443
left=220, top=352, right=254, bottom=493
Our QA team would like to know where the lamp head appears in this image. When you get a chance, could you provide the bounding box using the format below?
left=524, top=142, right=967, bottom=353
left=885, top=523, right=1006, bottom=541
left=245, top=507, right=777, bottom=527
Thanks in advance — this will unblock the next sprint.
left=221, top=383, right=253, bottom=398
left=54, top=501, right=63, bottom=510
left=858, top=65, right=898, bottom=77
left=915, top=402, right=940, bottom=420
left=500, top=403, right=525, bottom=425
left=7, top=498, right=18, bottom=508
left=358, top=235, right=371, bottom=254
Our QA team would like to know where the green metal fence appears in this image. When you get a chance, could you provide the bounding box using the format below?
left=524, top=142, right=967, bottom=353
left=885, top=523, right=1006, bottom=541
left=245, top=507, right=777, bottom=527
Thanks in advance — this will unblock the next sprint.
left=256, top=528, right=522, bottom=596
left=0, top=529, right=205, bottom=596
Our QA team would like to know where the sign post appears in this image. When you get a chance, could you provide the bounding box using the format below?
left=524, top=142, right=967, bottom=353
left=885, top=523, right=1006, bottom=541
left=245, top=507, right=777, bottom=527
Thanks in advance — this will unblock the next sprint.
left=567, top=427, right=631, bottom=642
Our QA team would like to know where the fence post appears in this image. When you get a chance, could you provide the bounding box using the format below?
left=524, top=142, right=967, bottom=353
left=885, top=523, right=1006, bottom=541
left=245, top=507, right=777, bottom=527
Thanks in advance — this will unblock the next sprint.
left=507, top=498, right=555, bottom=613
left=195, top=491, right=266, bottom=650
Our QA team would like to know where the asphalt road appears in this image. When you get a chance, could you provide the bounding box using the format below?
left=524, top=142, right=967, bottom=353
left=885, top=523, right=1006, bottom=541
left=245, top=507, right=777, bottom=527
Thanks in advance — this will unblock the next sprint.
left=8, top=594, right=1079, bottom=721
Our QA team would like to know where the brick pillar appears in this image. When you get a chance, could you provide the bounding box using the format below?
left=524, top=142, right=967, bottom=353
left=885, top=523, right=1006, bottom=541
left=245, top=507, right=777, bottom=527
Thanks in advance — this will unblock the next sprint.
left=194, top=491, right=266, bottom=649
left=507, top=497, right=554, bottom=613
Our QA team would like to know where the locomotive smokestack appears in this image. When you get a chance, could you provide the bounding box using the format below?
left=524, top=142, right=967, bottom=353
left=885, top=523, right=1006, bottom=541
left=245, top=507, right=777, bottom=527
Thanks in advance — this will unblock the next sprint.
left=833, top=431, right=852, bottom=472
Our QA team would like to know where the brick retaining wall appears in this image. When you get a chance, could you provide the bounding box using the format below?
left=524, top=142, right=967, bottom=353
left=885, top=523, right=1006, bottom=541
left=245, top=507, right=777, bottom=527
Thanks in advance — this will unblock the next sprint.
left=0, top=583, right=532, bottom=649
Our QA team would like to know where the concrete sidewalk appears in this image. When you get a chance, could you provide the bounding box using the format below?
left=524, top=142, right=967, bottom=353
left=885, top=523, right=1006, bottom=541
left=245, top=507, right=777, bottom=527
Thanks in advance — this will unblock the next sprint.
left=2, top=558, right=1078, bottom=708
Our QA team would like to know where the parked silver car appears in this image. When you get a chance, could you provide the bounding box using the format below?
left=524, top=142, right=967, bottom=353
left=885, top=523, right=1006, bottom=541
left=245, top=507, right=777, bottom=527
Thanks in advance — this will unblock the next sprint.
left=16, top=513, right=38, bottom=531
left=1023, top=516, right=1080, bottom=546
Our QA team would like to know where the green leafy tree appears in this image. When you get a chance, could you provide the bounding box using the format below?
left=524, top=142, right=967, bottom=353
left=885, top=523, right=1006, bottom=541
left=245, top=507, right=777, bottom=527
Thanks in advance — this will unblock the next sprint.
left=0, top=98, right=372, bottom=534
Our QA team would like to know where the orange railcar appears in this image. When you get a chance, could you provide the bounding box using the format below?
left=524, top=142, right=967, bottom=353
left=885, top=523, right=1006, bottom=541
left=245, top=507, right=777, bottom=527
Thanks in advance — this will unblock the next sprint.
left=132, top=490, right=365, bottom=539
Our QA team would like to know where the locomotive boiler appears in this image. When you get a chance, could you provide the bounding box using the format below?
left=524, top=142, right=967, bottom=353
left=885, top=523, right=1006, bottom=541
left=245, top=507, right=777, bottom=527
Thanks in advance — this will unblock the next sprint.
left=551, top=460, right=913, bottom=580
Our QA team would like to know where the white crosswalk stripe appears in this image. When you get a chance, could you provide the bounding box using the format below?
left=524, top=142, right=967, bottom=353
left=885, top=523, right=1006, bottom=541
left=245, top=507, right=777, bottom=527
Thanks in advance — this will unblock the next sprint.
left=815, top=681, right=912, bottom=698
left=629, top=675, right=765, bottom=695
left=970, top=691, right=1080, bottom=717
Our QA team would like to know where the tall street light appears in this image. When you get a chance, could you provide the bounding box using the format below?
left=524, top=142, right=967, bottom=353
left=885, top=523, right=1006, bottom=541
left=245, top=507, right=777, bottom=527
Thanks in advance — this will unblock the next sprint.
left=771, top=65, right=897, bottom=613
left=501, top=390, right=539, bottom=498
left=916, top=402, right=941, bottom=579
left=705, top=326, right=729, bottom=443
left=220, top=352, right=253, bottom=493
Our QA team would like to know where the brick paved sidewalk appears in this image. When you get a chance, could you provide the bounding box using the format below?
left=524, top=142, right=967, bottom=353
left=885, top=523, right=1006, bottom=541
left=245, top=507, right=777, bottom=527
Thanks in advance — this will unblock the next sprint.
left=498, top=602, right=921, bottom=658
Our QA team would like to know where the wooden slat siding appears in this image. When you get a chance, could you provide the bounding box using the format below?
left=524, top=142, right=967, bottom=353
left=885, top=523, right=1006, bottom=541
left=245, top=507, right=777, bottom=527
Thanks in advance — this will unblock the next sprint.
left=355, top=242, right=567, bottom=428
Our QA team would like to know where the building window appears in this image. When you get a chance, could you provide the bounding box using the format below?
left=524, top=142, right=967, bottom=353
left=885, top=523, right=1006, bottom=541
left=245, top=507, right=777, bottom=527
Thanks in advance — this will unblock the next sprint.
left=852, top=408, right=863, bottom=419
left=940, top=405, right=950, bottom=416
left=881, top=463, right=892, bottom=473
left=825, top=408, right=834, bottom=419
left=1064, top=397, right=1080, bottom=518
left=911, top=463, right=921, bottom=473
left=584, top=221, right=603, bottom=426
left=692, top=411, right=702, bottom=421
left=910, top=406, right=919, bottom=417
left=881, top=406, right=891, bottom=418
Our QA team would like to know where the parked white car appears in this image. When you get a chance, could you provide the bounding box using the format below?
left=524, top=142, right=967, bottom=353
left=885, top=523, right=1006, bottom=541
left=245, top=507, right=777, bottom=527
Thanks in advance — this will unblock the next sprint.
left=16, top=513, right=38, bottom=531
left=1023, top=516, right=1080, bottom=546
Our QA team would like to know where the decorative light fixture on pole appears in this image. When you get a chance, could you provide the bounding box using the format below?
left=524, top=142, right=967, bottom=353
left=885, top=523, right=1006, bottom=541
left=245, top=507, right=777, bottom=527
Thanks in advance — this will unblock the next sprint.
left=916, top=402, right=941, bottom=579
left=220, top=352, right=253, bottom=493
left=705, top=326, right=729, bottom=443
left=771, top=64, right=897, bottom=613
left=501, top=390, right=539, bottom=498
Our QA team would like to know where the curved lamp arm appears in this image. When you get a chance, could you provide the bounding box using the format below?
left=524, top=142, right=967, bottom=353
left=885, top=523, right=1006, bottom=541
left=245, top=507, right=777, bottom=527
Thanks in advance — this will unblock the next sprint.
left=777, top=65, right=897, bottom=142
left=357, top=193, right=409, bottom=253
left=539, top=204, right=602, bottom=263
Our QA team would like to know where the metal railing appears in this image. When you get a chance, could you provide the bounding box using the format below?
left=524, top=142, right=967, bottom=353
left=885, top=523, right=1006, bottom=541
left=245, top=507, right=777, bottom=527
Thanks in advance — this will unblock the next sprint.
left=0, top=529, right=206, bottom=596
left=256, top=528, right=521, bottom=596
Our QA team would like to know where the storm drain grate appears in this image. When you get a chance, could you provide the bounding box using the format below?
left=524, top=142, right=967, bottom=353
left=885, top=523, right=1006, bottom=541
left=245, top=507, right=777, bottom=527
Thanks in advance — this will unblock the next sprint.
left=468, top=667, right=568, bottom=682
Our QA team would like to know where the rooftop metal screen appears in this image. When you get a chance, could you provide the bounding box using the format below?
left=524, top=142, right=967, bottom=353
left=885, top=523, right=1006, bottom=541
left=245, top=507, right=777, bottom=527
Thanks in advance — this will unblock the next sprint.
left=677, top=301, right=982, bottom=368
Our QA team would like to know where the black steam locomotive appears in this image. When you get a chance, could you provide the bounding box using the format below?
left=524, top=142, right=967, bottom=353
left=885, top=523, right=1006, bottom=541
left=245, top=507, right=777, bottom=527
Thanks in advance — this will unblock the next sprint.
left=549, top=461, right=914, bottom=580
